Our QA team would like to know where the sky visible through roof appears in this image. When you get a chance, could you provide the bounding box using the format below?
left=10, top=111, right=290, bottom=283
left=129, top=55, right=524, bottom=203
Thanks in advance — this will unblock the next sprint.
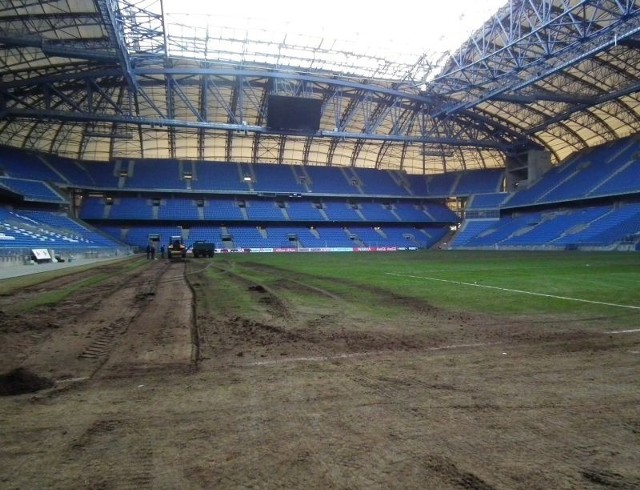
left=160, top=0, right=506, bottom=81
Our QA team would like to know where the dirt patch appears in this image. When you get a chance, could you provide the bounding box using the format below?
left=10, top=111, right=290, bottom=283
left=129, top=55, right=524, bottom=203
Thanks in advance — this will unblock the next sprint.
left=0, top=257, right=639, bottom=488
left=0, top=367, right=54, bottom=396
left=0, top=311, right=62, bottom=334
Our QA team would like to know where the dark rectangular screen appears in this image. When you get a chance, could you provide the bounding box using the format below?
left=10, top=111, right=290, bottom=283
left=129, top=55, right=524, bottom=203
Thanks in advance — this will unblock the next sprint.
left=267, top=95, right=322, bottom=131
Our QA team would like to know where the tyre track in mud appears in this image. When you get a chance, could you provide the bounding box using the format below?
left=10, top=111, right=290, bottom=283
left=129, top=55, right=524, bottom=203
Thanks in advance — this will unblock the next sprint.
left=187, top=261, right=332, bottom=364
left=210, top=262, right=295, bottom=320
left=61, top=417, right=156, bottom=489
left=235, top=262, right=614, bottom=351
left=190, top=260, right=603, bottom=372
left=218, top=261, right=450, bottom=350
left=57, top=263, right=194, bottom=486
left=188, top=261, right=432, bottom=366
left=0, top=259, right=191, bottom=386
left=228, top=262, right=499, bottom=487
left=3, top=261, right=195, bottom=489
left=228, top=260, right=343, bottom=302
left=95, top=260, right=195, bottom=380
left=75, top=261, right=172, bottom=374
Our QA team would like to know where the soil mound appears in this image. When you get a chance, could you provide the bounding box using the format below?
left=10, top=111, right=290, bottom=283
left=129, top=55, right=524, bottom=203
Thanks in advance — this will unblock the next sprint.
left=0, top=367, right=55, bottom=396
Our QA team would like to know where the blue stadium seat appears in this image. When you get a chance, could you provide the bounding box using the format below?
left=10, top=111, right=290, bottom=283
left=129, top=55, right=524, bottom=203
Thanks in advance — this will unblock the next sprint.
left=0, top=177, right=66, bottom=203
left=252, top=163, right=303, bottom=193
left=0, top=208, right=122, bottom=250
left=466, top=193, right=509, bottom=210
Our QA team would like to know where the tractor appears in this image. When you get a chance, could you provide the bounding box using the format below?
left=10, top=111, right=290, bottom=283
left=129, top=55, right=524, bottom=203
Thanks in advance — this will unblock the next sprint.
left=167, top=235, right=187, bottom=261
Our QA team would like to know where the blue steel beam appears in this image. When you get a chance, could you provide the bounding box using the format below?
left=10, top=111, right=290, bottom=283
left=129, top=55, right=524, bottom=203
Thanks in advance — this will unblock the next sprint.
left=0, top=68, right=536, bottom=148
left=0, top=66, right=444, bottom=106
left=94, top=0, right=138, bottom=92
left=431, top=0, right=640, bottom=115
left=3, top=107, right=511, bottom=150
left=491, top=92, right=598, bottom=104
left=524, top=77, right=640, bottom=134
left=0, top=33, right=118, bottom=62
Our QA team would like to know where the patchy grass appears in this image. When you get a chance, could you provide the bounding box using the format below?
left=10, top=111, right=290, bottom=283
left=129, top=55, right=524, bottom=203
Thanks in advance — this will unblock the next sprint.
left=16, top=272, right=113, bottom=312
left=0, top=256, right=144, bottom=296
left=221, top=250, right=640, bottom=328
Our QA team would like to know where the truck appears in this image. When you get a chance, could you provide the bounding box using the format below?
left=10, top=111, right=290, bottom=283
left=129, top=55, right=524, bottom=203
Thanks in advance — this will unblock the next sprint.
left=167, top=235, right=187, bottom=261
left=192, top=240, right=215, bottom=258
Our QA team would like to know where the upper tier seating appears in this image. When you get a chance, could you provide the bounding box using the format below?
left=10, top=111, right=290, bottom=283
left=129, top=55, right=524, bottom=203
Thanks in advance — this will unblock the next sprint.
left=351, top=168, right=409, bottom=196
left=122, top=159, right=184, bottom=189
left=424, top=172, right=459, bottom=197
left=454, top=169, right=504, bottom=196
left=303, top=166, right=355, bottom=194
left=84, top=163, right=120, bottom=188
left=0, top=177, right=66, bottom=203
left=0, top=147, right=62, bottom=182
left=192, top=162, right=248, bottom=192
left=466, top=193, right=509, bottom=210
left=0, top=146, right=527, bottom=201
left=503, top=136, right=640, bottom=208
left=45, top=154, right=95, bottom=187
left=252, top=163, right=303, bottom=193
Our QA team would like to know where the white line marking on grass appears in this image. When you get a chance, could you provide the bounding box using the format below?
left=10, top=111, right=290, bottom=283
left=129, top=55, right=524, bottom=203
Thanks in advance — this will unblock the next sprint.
left=385, top=272, right=640, bottom=311
left=608, top=328, right=640, bottom=334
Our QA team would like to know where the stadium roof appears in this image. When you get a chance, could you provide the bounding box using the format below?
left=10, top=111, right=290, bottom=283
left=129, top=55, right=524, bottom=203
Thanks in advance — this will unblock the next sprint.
left=160, top=0, right=504, bottom=82
left=0, top=0, right=639, bottom=174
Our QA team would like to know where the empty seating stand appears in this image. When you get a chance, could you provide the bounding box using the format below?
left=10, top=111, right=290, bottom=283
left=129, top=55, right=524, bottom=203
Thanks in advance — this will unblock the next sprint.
left=0, top=177, right=66, bottom=203
left=122, top=160, right=183, bottom=190
left=0, top=208, right=121, bottom=251
left=454, top=169, right=504, bottom=196
left=504, top=136, right=640, bottom=209
left=467, top=193, right=508, bottom=210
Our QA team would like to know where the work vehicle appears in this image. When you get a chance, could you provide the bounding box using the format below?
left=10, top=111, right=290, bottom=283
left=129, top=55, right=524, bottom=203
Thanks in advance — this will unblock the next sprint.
left=167, top=235, right=187, bottom=261
left=192, top=240, right=215, bottom=258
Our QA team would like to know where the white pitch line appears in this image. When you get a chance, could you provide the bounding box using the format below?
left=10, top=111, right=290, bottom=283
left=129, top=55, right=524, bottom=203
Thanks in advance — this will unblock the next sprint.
left=608, top=328, right=640, bottom=334
left=55, top=376, right=89, bottom=384
left=385, top=272, right=640, bottom=311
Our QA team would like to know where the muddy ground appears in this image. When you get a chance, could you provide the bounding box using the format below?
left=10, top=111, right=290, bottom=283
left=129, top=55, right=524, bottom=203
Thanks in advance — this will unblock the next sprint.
left=0, top=256, right=639, bottom=489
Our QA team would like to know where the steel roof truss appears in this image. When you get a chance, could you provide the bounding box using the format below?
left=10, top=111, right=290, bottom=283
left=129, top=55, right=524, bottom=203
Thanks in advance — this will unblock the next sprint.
left=435, top=0, right=640, bottom=114
left=168, top=75, right=203, bottom=121
left=87, top=78, right=125, bottom=115
left=206, top=77, right=238, bottom=125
